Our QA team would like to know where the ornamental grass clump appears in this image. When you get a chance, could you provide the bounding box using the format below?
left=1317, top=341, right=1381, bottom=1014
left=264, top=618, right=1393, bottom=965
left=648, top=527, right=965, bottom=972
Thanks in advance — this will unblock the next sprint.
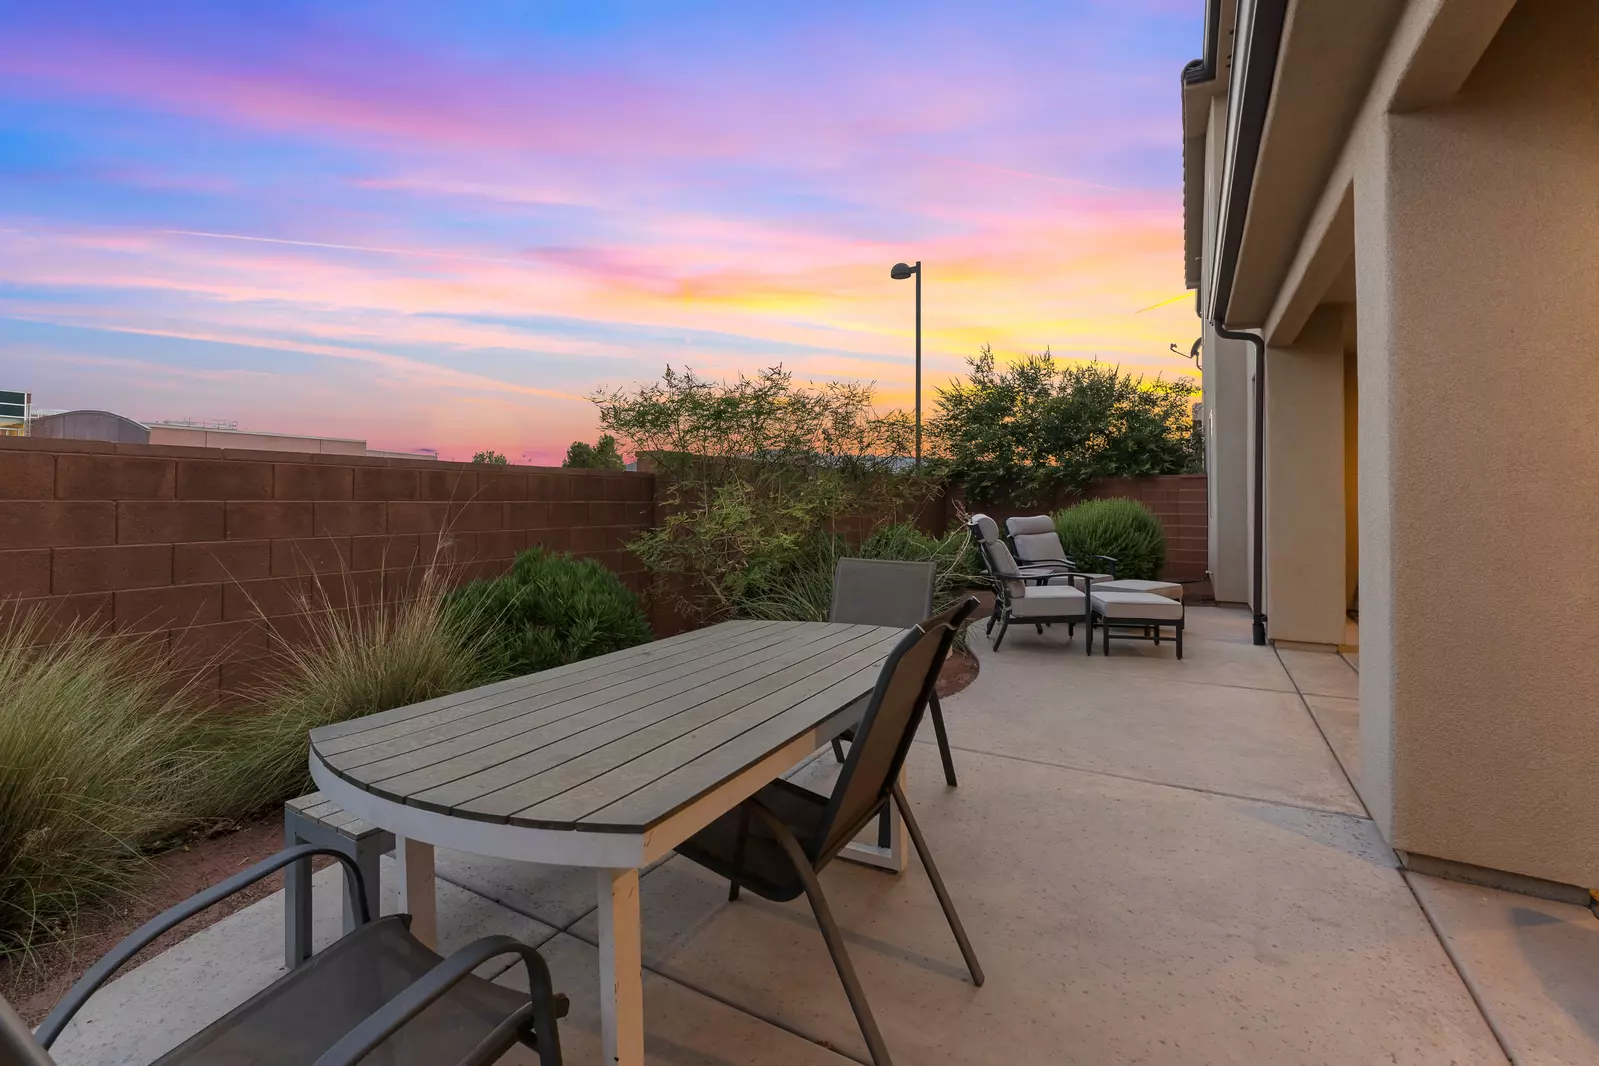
left=0, top=616, right=211, bottom=958
left=1053, top=498, right=1166, bottom=581
left=445, top=548, right=653, bottom=679
left=196, top=565, right=499, bottom=820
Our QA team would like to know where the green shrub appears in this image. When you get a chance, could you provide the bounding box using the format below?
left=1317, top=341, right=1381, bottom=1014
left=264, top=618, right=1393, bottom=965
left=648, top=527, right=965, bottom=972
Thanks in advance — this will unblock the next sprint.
left=1053, top=498, right=1166, bottom=581
left=445, top=548, right=653, bottom=679
left=0, top=616, right=211, bottom=957
left=196, top=566, right=499, bottom=820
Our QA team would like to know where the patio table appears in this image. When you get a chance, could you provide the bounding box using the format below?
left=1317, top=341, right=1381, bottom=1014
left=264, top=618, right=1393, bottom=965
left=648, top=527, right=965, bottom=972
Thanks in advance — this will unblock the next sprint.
left=308, top=618, right=907, bottom=1066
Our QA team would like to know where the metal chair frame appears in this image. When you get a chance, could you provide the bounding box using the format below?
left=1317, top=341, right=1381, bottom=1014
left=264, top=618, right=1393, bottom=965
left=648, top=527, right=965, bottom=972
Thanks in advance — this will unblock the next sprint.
left=30, top=844, right=566, bottom=1066
left=677, top=600, right=984, bottom=1066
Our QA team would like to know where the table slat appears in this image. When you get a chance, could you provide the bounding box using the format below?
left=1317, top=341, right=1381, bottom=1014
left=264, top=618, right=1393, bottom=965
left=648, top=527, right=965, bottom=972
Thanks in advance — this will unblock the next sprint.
left=311, top=619, right=781, bottom=746
left=324, top=622, right=806, bottom=771
left=375, top=625, right=885, bottom=806
left=502, top=632, right=903, bottom=830
left=419, top=628, right=896, bottom=821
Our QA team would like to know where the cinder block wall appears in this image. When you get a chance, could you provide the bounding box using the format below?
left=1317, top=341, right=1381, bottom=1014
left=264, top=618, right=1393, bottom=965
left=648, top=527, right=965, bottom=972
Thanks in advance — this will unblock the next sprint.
left=0, top=438, right=655, bottom=702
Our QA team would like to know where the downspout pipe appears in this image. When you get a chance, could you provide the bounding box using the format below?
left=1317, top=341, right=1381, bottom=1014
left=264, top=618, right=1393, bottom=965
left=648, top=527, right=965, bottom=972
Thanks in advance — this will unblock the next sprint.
left=1190, top=0, right=1288, bottom=647
left=1213, top=324, right=1267, bottom=645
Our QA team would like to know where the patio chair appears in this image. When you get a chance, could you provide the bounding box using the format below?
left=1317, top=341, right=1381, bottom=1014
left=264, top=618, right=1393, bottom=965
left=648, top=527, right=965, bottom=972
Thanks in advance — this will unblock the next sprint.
left=1005, top=515, right=1185, bottom=601
left=26, top=845, right=567, bottom=1066
left=967, top=513, right=1077, bottom=586
left=1003, top=514, right=1119, bottom=590
left=675, top=599, right=985, bottom=1066
left=968, top=516, right=1091, bottom=652
left=827, top=557, right=959, bottom=788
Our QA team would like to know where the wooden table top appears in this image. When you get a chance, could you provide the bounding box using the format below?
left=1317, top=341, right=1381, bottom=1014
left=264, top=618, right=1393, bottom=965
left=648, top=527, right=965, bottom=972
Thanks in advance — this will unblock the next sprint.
left=309, top=619, right=904, bottom=835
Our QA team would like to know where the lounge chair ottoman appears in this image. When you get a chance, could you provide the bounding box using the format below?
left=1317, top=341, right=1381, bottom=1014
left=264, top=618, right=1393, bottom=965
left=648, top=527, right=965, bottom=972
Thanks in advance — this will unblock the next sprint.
left=1090, top=591, right=1184, bottom=658
left=1090, top=578, right=1185, bottom=600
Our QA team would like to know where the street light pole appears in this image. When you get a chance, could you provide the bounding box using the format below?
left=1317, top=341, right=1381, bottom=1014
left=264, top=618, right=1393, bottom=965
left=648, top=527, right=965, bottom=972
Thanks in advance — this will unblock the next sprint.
left=914, top=261, right=922, bottom=470
left=890, top=260, right=923, bottom=470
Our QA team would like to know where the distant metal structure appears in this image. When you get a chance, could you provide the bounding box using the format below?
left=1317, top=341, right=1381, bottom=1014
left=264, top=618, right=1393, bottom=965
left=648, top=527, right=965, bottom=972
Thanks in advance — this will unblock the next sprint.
left=31, top=410, right=152, bottom=444
left=148, top=417, right=240, bottom=431
left=0, top=390, right=31, bottom=435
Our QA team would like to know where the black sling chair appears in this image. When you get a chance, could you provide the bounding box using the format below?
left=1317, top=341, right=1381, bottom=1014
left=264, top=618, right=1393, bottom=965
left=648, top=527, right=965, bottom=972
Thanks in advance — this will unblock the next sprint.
left=674, top=598, right=985, bottom=1066
left=23, top=846, right=566, bottom=1066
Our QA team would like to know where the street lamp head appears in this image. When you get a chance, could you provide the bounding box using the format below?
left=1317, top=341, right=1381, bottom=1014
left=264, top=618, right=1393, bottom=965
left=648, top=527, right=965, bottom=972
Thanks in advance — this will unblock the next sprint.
left=890, top=262, right=919, bottom=280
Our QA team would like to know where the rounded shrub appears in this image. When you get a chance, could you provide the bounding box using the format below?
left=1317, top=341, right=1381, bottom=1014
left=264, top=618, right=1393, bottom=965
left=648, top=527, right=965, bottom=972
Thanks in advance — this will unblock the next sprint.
left=1053, top=498, right=1166, bottom=580
left=446, top=548, right=654, bottom=679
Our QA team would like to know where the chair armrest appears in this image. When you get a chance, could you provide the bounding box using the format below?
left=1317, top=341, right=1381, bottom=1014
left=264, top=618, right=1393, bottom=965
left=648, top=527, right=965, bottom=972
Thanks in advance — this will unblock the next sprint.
left=311, top=936, right=567, bottom=1066
left=1, top=995, right=56, bottom=1066
left=36, top=845, right=371, bottom=1049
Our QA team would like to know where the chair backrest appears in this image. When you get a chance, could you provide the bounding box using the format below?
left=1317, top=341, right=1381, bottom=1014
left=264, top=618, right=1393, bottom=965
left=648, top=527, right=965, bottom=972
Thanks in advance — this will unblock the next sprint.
left=1005, top=514, right=1068, bottom=566
left=967, top=513, right=1001, bottom=546
left=813, top=598, right=978, bottom=863
left=0, top=996, right=55, bottom=1066
left=829, top=558, right=936, bottom=630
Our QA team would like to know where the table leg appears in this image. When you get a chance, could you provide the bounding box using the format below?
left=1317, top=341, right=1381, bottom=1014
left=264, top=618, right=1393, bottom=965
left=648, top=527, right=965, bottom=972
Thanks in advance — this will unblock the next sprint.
left=596, top=867, right=644, bottom=1066
left=840, top=764, right=908, bottom=872
left=395, top=836, right=437, bottom=949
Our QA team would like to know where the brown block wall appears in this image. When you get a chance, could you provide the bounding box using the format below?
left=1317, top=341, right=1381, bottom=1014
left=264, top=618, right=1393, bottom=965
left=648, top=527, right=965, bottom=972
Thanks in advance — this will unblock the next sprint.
left=0, top=438, right=656, bottom=702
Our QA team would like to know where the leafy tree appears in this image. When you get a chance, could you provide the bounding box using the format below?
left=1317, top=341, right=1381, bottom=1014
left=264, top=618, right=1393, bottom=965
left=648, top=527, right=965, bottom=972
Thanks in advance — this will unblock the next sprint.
left=471, top=450, right=508, bottom=465
left=930, top=346, right=1200, bottom=506
left=562, top=433, right=626, bottom=470
left=593, top=365, right=927, bottom=623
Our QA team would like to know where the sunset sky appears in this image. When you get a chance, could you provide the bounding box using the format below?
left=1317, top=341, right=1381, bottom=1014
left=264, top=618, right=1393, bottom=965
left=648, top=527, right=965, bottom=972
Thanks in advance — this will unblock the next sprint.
left=0, top=0, right=1202, bottom=463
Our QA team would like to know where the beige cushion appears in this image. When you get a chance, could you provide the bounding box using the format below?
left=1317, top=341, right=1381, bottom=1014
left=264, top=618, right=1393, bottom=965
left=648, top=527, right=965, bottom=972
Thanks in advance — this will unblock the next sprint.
left=970, top=514, right=1001, bottom=545
left=1092, top=578, right=1184, bottom=601
left=1090, top=591, right=1183, bottom=621
left=1011, top=531, right=1067, bottom=566
left=1055, top=572, right=1114, bottom=590
left=1011, top=584, right=1086, bottom=619
left=1005, top=515, right=1056, bottom=535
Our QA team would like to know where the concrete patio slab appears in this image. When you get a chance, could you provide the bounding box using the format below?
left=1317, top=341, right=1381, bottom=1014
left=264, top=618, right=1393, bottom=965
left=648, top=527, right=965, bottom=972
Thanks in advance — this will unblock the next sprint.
left=1408, top=873, right=1599, bottom=1066
left=1304, top=694, right=1363, bottom=800
left=986, top=622, right=1299, bottom=693
left=496, top=933, right=854, bottom=1065
left=1176, top=604, right=1259, bottom=643
left=1278, top=647, right=1361, bottom=699
left=572, top=744, right=1505, bottom=1066
left=950, top=643, right=1362, bottom=815
left=48, top=861, right=557, bottom=1066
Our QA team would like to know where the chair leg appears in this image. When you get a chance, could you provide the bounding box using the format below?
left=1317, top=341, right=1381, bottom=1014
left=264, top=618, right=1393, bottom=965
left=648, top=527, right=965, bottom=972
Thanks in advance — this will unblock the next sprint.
left=892, top=783, right=984, bottom=987
left=1102, top=619, right=1111, bottom=656
left=831, top=736, right=847, bottom=763
left=750, top=804, right=894, bottom=1066
left=1176, top=622, right=1184, bottom=660
left=928, top=693, right=957, bottom=787
left=1085, top=615, right=1094, bottom=656
left=991, top=619, right=1008, bottom=651
left=985, top=611, right=996, bottom=635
